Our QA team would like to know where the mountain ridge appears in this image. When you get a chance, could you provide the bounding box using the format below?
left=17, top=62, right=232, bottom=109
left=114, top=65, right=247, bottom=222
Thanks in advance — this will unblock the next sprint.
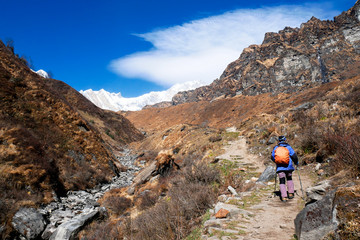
left=169, top=1, right=360, bottom=105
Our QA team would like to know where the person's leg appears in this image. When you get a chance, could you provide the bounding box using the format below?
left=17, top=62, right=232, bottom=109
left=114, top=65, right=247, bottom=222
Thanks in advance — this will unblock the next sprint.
left=286, top=172, right=295, bottom=199
left=278, top=172, right=287, bottom=200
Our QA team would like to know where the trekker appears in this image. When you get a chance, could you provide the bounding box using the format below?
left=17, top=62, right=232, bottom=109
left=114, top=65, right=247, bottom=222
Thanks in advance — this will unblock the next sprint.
left=271, top=136, right=298, bottom=202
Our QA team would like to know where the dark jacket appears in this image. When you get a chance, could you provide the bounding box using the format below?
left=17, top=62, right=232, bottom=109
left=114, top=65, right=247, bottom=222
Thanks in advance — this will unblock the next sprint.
left=271, top=142, right=298, bottom=172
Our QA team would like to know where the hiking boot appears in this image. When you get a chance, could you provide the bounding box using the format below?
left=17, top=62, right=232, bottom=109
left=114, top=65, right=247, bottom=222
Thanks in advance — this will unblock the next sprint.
left=288, top=193, right=294, bottom=199
left=281, top=197, right=288, bottom=202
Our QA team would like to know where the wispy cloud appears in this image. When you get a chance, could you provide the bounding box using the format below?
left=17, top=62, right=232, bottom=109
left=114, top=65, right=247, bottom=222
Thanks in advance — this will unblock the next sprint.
left=110, top=3, right=338, bottom=87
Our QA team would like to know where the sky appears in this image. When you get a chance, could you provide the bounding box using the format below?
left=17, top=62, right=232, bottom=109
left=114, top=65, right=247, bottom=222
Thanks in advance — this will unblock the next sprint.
left=0, top=0, right=356, bottom=97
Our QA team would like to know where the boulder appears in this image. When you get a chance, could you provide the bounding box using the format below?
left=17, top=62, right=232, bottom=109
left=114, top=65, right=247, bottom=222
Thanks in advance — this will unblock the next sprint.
left=214, top=202, right=252, bottom=219
left=291, top=102, right=314, bottom=111
left=127, top=161, right=157, bottom=194
left=267, top=136, right=277, bottom=145
left=257, top=165, right=276, bottom=182
left=294, top=189, right=337, bottom=240
left=305, top=180, right=331, bottom=204
left=295, top=183, right=360, bottom=239
left=12, top=207, right=46, bottom=240
left=50, top=208, right=99, bottom=240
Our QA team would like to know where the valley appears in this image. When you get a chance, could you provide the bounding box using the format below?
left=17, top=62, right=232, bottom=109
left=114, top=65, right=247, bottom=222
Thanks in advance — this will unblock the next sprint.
left=1, top=1, right=360, bottom=240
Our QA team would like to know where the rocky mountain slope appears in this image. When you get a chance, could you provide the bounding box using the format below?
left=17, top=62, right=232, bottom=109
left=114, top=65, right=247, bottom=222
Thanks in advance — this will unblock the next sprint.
left=169, top=1, right=360, bottom=105
left=123, top=79, right=345, bottom=132
left=0, top=40, right=143, bottom=238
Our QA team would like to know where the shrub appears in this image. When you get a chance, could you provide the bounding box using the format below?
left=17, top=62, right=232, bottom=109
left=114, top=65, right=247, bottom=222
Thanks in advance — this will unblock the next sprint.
left=81, top=220, right=123, bottom=240
left=325, top=134, right=360, bottom=178
left=125, top=181, right=215, bottom=240
left=183, top=162, right=220, bottom=185
left=137, top=191, right=159, bottom=211
left=209, top=135, right=222, bottom=142
left=124, top=161, right=218, bottom=239
left=103, top=196, right=132, bottom=216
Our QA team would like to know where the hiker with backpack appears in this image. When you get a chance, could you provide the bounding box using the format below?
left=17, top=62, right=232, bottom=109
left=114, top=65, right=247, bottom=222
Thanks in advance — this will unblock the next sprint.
left=271, top=136, right=298, bottom=202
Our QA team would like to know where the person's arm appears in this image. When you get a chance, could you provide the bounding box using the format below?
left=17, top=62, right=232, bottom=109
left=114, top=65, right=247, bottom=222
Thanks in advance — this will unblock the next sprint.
left=271, top=146, right=277, bottom=162
left=288, top=146, right=298, bottom=165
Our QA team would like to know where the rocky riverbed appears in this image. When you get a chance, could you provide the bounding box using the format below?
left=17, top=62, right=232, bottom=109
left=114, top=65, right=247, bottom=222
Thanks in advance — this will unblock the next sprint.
left=11, top=149, right=141, bottom=240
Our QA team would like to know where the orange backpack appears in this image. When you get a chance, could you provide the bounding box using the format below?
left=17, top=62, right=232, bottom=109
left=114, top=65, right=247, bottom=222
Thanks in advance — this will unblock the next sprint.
left=274, top=146, right=290, bottom=165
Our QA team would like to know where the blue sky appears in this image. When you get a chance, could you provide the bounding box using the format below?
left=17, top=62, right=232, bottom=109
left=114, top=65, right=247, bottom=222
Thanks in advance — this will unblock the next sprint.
left=0, top=0, right=356, bottom=97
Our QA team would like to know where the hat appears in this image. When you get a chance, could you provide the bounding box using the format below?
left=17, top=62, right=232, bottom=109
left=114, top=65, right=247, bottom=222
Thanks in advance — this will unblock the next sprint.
left=278, top=136, right=286, bottom=142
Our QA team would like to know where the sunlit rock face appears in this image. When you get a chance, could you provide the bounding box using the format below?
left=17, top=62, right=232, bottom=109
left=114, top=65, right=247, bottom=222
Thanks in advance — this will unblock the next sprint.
left=172, top=1, right=360, bottom=105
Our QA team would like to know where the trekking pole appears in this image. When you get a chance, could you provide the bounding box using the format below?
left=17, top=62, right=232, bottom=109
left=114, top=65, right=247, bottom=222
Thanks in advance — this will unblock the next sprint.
left=273, top=167, right=277, bottom=197
left=296, top=166, right=305, bottom=200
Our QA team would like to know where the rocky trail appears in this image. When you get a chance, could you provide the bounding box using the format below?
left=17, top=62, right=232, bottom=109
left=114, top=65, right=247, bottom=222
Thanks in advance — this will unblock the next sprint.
left=202, top=137, right=313, bottom=240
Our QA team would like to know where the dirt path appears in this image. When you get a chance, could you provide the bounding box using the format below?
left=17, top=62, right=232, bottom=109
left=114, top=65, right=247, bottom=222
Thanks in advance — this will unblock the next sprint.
left=203, top=136, right=313, bottom=240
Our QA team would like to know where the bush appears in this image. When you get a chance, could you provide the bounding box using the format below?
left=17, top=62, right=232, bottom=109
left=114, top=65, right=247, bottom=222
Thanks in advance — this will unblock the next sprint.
left=325, top=134, right=360, bottom=178
left=125, top=181, right=215, bottom=240
left=183, top=162, right=220, bottom=185
left=81, top=220, right=123, bottom=240
left=137, top=191, right=159, bottom=211
left=103, top=196, right=132, bottom=216
left=123, top=162, right=218, bottom=239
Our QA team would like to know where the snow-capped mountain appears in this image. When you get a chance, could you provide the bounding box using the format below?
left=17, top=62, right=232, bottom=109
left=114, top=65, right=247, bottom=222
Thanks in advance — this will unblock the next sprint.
left=31, top=69, right=50, bottom=78
left=80, top=80, right=204, bottom=111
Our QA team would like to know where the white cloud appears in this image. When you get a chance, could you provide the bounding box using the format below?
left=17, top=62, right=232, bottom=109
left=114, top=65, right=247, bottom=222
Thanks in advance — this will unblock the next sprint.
left=110, top=4, right=338, bottom=87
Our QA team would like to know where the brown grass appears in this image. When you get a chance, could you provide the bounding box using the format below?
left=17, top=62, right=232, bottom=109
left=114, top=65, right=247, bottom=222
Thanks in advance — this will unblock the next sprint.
left=122, top=159, right=219, bottom=239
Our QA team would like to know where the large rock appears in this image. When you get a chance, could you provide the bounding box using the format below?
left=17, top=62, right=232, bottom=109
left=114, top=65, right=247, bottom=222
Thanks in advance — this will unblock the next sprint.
left=214, top=202, right=252, bottom=219
left=294, top=189, right=337, bottom=240
left=257, top=165, right=276, bottom=182
left=49, top=208, right=99, bottom=240
left=12, top=207, right=46, bottom=240
left=305, top=179, right=331, bottom=204
left=127, top=161, right=157, bottom=194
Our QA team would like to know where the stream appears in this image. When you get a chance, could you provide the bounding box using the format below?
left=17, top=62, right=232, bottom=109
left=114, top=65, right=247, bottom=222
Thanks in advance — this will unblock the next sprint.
left=12, top=149, right=141, bottom=240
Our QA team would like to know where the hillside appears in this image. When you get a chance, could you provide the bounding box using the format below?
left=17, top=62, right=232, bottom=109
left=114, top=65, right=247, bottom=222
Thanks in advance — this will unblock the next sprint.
left=123, top=79, right=343, bottom=132
left=0, top=40, right=143, bottom=238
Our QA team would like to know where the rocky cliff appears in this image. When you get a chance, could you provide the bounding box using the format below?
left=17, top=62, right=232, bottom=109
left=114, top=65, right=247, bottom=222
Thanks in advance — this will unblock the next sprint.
left=0, top=40, right=143, bottom=238
left=171, top=1, right=360, bottom=105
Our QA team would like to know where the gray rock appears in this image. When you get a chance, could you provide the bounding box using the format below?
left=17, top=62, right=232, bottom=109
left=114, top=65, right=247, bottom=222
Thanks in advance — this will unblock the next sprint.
left=267, top=136, right=277, bottom=145
left=0, top=224, right=5, bottom=235
left=42, top=223, right=57, bottom=240
left=227, top=186, right=238, bottom=196
left=306, top=180, right=331, bottom=203
left=12, top=207, right=46, bottom=240
left=294, top=190, right=337, bottom=240
left=214, top=202, right=252, bottom=219
left=127, top=161, right=157, bottom=195
left=208, top=227, right=239, bottom=235
left=50, top=208, right=99, bottom=240
left=291, top=102, right=314, bottom=111
left=257, top=165, right=276, bottom=182
left=217, top=194, right=228, bottom=202
left=203, top=218, right=229, bottom=229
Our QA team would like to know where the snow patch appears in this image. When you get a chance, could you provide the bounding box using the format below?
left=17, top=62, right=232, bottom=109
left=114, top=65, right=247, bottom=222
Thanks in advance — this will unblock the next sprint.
left=31, top=69, right=50, bottom=78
